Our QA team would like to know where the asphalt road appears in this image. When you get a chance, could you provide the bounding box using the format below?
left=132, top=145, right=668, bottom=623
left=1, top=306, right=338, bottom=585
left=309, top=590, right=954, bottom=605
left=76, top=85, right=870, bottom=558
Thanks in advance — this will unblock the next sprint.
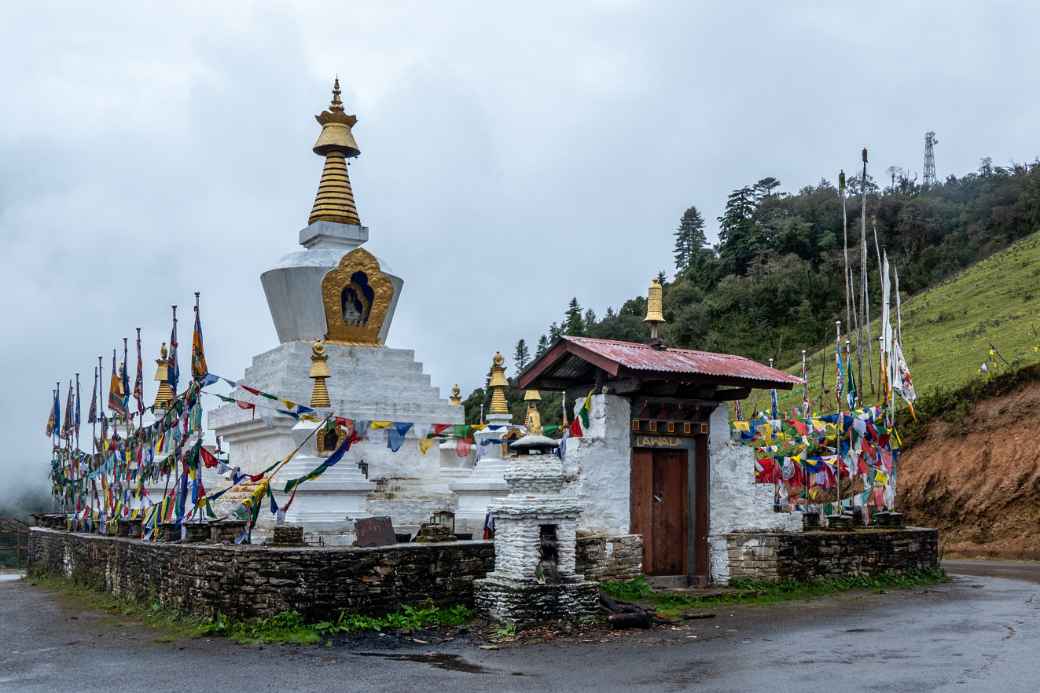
left=1, top=561, right=1038, bottom=692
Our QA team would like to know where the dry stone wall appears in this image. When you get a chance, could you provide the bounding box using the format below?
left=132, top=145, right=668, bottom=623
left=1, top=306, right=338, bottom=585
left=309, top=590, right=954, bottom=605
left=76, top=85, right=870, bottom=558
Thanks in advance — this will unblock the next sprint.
left=576, top=534, right=643, bottom=581
left=28, top=528, right=493, bottom=621
left=725, top=528, right=939, bottom=583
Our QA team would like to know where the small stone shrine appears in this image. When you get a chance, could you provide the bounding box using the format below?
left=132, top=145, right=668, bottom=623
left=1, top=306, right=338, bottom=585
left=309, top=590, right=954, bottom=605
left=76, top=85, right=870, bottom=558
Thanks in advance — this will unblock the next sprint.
left=474, top=436, right=598, bottom=628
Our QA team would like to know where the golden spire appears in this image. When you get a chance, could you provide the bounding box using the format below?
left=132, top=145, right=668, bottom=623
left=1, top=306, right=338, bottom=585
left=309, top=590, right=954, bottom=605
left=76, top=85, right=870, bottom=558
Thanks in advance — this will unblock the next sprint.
left=644, top=277, right=665, bottom=342
left=309, top=77, right=361, bottom=226
left=152, top=342, right=174, bottom=410
left=309, top=340, right=331, bottom=408
left=523, top=389, right=542, bottom=434
left=449, top=384, right=462, bottom=406
left=487, top=351, right=509, bottom=416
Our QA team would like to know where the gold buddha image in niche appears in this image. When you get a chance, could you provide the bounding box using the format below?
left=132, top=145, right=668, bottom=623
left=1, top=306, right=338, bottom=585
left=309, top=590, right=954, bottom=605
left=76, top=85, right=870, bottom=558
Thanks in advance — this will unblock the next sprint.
left=321, top=247, right=395, bottom=344
left=341, top=271, right=374, bottom=326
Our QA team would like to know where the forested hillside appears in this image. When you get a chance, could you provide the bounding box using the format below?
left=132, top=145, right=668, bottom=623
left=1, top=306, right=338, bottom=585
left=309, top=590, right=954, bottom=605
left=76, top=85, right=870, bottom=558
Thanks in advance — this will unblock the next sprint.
left=531, top=158, right=1040, bottom=372
left=467, top=158, right=1040, bottom=424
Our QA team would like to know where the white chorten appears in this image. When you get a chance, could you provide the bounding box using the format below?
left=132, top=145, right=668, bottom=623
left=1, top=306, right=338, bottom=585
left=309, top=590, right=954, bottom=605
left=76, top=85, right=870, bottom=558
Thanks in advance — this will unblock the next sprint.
left=208, top=79, right=462, bottom=542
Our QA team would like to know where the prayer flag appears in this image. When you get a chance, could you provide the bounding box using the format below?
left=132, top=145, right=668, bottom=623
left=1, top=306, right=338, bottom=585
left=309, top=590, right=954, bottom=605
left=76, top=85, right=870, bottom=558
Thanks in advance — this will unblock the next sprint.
left=87, top=368, right=98, bottom=424
left=168, top=313, right=180, bottom=396
left=108, top=350, right=128, bottom=418
left=133, top=333, right=144, bottom=415
left=46, top=388, right=59, bottom=437
left=568, top=390, right=593, bottom=437
left=191, top=301, right=208, bottom=381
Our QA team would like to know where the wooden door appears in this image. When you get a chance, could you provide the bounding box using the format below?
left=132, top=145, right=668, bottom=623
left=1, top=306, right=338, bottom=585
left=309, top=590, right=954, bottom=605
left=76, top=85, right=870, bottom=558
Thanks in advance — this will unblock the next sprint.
left=631, top=448, right=688, bottom=576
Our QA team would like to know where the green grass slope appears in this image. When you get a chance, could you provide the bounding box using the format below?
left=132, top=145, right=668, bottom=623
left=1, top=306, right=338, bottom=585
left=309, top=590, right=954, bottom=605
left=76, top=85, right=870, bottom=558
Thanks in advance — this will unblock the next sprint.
left=775, top=231, right=1040, bottom=413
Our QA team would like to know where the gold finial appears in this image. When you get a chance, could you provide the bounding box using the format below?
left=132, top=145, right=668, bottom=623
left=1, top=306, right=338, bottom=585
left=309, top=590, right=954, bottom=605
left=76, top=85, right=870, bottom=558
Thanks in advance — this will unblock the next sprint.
left=309, top=77, right=361, bottom=226
left=449, top=384, right=462, bottom=406
left=644, top=278, right=665, bottom=342
left=330, top=76, right=344, bottom=113
left=487, top=352, right=510, bottom=416
left=309, top=339, right=332, bottom=408
left=523, top=390, right=543, bottom=434
left=152, top=342, right=173, bottom=410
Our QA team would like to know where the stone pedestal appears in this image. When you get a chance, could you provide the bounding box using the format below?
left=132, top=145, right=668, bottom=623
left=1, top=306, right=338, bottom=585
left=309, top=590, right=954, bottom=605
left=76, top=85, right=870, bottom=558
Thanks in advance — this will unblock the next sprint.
left=450, top=414, right=512, bottom=536
left=475, top=454, right=599, bottom=628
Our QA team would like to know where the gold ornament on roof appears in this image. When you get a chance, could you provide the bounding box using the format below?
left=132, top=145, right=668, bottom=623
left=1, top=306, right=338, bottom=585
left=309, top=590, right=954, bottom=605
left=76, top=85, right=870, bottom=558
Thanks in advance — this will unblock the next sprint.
left=524, top=390, right=543, bottom=435
left=309, top=77, right=361, bottom=226
left=152, top=342, right=174, bottom=410
left=309, top=339, right=331, bottom=408
left=644, top=277, right=665, bottom=342
left=449, top=384, right=462, bottom=406
left=487, top=351, right=510, bottom=416
left=321, top=247, right=396, bottom=345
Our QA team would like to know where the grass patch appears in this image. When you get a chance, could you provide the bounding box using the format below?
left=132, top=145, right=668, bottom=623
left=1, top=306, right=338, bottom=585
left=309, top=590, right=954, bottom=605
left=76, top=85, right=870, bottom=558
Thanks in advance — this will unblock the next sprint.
left=776, top=232, right=1040, bottom=418
left=27, top=572, right=473, bottom=645
left=602, top=569, right=948, bottom=619
left=27, top=573, right=210, bottom=640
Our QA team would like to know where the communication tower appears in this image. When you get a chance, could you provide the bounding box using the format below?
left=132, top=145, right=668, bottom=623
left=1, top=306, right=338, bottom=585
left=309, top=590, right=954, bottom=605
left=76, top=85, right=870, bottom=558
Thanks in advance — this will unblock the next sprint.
left=923, top=131, right=938, bottom=186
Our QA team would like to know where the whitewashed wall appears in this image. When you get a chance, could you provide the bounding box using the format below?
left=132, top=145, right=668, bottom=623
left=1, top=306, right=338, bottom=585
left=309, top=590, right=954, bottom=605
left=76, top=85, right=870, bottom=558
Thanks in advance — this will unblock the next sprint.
left=561, top=394, right=632, bottom=535
left=708, top=404, right=801, bottom=584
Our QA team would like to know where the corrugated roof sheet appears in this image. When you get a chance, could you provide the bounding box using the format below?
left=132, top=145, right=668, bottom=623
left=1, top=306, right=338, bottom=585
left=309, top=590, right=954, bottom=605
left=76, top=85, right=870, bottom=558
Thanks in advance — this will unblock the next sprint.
left=564, top=336, right=803, bottom=387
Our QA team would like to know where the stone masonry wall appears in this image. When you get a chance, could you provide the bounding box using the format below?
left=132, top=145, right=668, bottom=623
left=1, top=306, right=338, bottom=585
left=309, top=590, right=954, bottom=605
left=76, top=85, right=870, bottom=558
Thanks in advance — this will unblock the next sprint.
left=28, top=528, right=493, bottom=621
left=576, top=534, right=643, bottom=581
left=725, top=528, right=939, bottom=584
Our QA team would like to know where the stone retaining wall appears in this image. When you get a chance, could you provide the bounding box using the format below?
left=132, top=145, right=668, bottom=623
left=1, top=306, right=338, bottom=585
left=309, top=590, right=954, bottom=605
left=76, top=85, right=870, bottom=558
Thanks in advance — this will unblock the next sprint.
left=28, top=528, right=494, bottom=620
left=576, top=533, right=643, bottom=581
left=725, top=528, right=939, bottom=583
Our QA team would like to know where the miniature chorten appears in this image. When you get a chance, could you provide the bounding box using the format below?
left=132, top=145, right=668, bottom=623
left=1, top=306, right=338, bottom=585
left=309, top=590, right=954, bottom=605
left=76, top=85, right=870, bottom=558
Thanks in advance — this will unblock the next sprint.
left=523, top=389, right=542, bottom=435
left=451, top=351, right=514, bottom=536
left=208, top=78, right=461, bottom=542
left=152, top=343, right=174, bottom=410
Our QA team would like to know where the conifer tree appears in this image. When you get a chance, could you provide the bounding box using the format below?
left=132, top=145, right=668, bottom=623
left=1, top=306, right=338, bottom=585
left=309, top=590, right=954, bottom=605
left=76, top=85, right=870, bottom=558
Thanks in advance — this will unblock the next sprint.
left=513, top=339, right=530, bottom=372
left=673, top=206, right=706, bottom=273
left=564, top=298, right=585, bottom=336
left=536, top=335, right=549, bottom=357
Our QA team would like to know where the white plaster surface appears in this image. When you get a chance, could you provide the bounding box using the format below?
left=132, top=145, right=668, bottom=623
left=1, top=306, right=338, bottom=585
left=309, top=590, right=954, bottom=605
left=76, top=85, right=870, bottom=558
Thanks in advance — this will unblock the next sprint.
left=707, top=404, right=801, bottom=584
left=560, top=394, right=632, bottom=535
left=261, top=220, right=402, bottom=345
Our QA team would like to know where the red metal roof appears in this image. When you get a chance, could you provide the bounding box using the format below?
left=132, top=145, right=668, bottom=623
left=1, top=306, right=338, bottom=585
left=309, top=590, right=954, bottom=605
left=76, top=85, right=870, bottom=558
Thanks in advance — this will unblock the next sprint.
left=518, top=336, right=803, bottom=390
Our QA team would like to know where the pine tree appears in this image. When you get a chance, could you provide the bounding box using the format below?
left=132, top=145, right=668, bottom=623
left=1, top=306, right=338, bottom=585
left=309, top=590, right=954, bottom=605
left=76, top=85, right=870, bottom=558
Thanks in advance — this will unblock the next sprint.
left=674, top=206, right=706, bottom=273
left=564, top=298, right=585, bottom=336
left=717, top=185, right=758, bottom=275
left=536, top=335, right=549, bottom=357
left=548, top=322, right=562, bottom=341
left=513, top=339, right=531, bottom=372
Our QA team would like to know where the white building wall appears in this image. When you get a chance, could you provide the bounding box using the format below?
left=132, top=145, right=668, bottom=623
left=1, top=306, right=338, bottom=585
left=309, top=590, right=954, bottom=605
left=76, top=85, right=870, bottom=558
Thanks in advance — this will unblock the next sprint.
left=708, top=404, right=801, bottom=584
left=561, top=394, right=632, bottom=535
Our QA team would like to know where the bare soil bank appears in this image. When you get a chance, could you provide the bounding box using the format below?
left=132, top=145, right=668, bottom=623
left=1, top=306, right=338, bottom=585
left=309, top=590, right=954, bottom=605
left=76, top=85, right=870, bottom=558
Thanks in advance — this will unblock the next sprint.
left=898, top=379, right=1040, bottom=559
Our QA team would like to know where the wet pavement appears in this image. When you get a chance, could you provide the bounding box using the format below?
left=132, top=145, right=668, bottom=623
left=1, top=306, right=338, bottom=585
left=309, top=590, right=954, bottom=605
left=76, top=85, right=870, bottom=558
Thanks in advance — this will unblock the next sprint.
left=1, top=560, right=1038, bottom=692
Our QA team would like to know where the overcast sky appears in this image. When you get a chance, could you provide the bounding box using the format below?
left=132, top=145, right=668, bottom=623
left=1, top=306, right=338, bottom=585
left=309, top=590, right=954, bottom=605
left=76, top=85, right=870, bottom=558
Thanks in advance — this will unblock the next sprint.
left=3, top=1, right=1038, bottom=491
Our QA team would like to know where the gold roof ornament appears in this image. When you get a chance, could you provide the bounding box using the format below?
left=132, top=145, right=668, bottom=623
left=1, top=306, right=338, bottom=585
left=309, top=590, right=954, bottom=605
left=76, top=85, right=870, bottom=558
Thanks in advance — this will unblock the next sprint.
left=487, top=351, right=510, bottom=416
left=309, top=77, right=361, bottom=226
left=152, top=342, right=174, bottom=410
left=523, top=389, right=543, bottom=435
left=644, top=277, right=665, bottom=343
left=449, top=384, right=462, bottom=406
left=309, top=339, right=331, bottom=408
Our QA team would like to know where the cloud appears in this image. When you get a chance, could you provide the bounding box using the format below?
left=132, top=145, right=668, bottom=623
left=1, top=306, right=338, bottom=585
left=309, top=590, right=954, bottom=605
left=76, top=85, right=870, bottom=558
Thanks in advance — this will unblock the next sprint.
left=2, top=1, right=1039, bottom=490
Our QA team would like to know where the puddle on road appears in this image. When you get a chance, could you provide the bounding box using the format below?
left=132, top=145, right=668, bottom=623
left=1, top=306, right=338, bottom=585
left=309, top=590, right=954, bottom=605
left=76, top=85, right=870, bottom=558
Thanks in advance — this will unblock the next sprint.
left=356, top=652, right=487, bottom=674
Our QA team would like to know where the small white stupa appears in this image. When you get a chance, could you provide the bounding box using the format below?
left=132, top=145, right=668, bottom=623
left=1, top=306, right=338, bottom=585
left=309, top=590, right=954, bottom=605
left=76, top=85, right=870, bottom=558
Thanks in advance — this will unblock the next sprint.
left=451, top=352, right=513, bottom=536
left=209, top=79, right=461, bottom=541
